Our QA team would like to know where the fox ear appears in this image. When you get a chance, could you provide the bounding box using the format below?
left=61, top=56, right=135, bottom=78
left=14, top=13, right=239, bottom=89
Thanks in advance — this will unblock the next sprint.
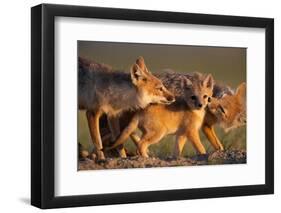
left=236, top=82, right=246, bottom=104
left=181, top=77, right=192, bottom=88
left=130, top=64, right=146, bottom=85
left=136, top=56, right=150, bottom=73
left=203, top=74, right=214, bottom=90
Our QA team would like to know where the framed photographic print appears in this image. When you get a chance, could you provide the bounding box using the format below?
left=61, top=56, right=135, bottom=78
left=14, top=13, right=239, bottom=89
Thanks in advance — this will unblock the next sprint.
left=31, top=3, right=274, bottom=209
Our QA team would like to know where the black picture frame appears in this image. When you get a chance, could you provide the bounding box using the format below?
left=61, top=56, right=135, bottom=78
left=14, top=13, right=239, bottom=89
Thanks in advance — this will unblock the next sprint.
left=31, top=3, right=274, bottom=209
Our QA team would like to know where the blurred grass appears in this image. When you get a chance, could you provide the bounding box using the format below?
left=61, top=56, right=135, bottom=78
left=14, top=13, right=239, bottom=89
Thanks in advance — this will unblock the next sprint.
left=79, top=42, right=246, bottom=89
left=78, top=111, right=246, bottom=157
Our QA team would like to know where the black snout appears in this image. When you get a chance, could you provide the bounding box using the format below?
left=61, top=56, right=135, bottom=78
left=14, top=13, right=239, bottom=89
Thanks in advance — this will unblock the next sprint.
left=198, top=103, right=203, bottom=108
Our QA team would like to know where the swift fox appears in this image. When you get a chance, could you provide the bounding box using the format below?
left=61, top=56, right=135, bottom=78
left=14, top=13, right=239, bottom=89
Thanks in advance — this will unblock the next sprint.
left=78, top=57, right=175, bottom=160
left=107, top=72, right=214, bottom=157
left=202, top=82, right=246, bottom=150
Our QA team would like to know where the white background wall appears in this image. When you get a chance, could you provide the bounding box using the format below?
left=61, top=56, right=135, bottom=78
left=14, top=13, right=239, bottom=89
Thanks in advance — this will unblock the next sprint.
left=0, top=0, right=279, bottom=212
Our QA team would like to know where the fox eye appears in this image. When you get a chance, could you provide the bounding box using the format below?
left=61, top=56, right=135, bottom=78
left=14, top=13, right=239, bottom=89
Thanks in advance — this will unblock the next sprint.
left=142, top=78, right=147, bottom=82
left=208, top=97, right=212, bottom=102
left=191, top=95, right=196, bottom=100
left=203, top=95, right=208, bottom=99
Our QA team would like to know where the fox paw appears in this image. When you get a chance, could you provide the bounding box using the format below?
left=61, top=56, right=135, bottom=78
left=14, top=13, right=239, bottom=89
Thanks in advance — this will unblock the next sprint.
left=195, top=154, right=209, bottom=161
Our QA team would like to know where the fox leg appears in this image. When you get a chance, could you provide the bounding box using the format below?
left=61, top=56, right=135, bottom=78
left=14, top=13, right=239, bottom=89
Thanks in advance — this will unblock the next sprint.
left=174, top=135, right=187, bottom=157
left=107, top=116, right=120, bottom=141
left=130, top=132, right=141, bottom=147
left=130, top=132, right=141, bottom=155
left=86, top=110, right=105, bottom=160
left=187, top=130, right=206, bottom=155
left=107, top=116, right=127, bottom=158
left=138, top=131, right=165, bottom=158
left=117, top=147, right=127, bottom=158
left=202, top=124, right=224, bottom=151
left=107, top=114, right=139, bottom=151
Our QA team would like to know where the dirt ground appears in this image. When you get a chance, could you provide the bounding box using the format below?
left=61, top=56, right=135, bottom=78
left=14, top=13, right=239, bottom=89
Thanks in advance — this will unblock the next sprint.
left=78, top=150, right=246, bottom=170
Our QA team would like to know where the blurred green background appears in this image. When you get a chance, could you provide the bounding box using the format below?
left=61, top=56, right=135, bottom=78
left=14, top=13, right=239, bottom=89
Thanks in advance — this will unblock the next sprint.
left=78, top=41, right=246, bottom=157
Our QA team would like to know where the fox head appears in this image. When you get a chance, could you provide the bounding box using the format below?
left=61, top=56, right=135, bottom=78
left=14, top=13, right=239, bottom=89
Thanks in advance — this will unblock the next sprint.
left=208, top=82, right=246, bottom=131
left=181, top=73, right=214, bottom=110
left=130, top=56, right=175, bottom=108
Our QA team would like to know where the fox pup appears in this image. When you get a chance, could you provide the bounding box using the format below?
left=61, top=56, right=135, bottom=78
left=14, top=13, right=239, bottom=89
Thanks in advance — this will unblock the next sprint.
left=107, top=73, right=214, bottom=157
left=202, top=82, right=246, bottom=151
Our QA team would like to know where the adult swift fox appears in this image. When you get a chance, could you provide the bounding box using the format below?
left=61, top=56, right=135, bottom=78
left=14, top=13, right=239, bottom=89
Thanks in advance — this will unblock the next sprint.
left=79, top=57, right=175, bottom=160
left=107, top=72, right=214, bottom=157
left=202, top=82, right=246, bottom=151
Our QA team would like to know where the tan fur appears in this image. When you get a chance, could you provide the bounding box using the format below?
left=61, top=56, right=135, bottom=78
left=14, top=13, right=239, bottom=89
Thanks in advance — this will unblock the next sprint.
left=130, top=57, right=176, bottom=108
left=107, top=74, right=214, bottom=157
left=202, top=82, right=246, bottom=150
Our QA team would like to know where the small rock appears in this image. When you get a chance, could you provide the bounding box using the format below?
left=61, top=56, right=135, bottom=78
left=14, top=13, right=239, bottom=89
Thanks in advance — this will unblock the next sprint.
left=80, top=150, right=89, bottom=158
